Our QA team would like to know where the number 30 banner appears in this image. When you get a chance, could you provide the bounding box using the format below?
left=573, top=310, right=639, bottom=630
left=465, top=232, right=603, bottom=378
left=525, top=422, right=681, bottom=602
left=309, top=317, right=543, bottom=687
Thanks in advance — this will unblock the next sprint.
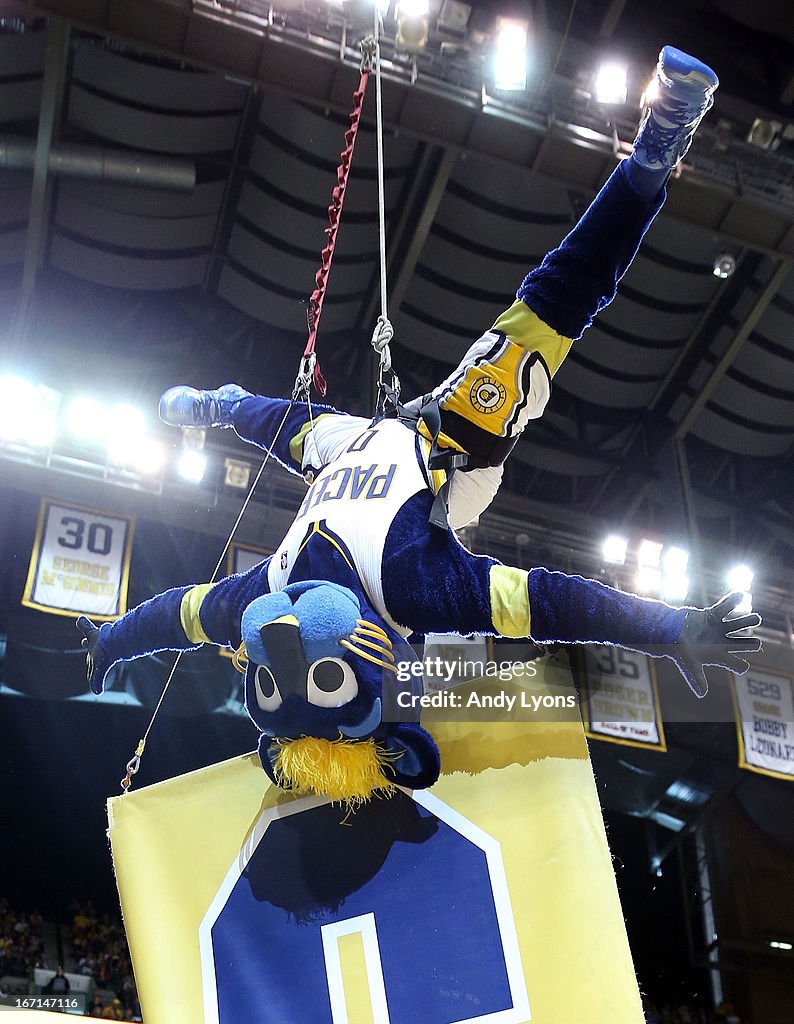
left=22, top=499, right=135, bottom=620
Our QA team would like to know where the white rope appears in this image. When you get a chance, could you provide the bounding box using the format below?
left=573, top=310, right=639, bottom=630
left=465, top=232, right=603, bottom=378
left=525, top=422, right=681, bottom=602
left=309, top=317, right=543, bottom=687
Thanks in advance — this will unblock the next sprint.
left=370, top=314, right=393, bottom=372
left=121, top=400, right=298, bottom=791
left=368, top=10, right=400, bottom=408
left=373, top=6, right=388, bottom=324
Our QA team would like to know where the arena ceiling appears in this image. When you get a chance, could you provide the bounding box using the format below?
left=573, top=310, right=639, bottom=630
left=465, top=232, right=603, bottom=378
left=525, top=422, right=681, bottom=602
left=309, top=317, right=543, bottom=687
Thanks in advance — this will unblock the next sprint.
left=1, top=0, right=793, bottom=613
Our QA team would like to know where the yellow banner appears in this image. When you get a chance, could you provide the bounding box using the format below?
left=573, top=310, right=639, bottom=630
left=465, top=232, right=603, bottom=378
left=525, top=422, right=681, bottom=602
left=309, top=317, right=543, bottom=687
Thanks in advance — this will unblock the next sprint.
left=109, top=666, right=643, bottom=1024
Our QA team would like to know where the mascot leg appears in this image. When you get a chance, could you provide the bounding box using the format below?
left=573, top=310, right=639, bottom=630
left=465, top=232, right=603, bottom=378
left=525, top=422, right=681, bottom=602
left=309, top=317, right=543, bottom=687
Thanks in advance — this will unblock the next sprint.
left=519, top=45, right=718, bottom=342
left=159, top=382, right=251, bottom=428
left=411, top=45, right=718, bottom=481
left=159, top=384, right=347, bottom=478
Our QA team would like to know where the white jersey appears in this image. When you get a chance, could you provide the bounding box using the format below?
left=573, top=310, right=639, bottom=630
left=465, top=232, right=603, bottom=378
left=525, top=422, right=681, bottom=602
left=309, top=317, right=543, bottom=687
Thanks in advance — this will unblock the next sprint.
left=268, top=418, right=428, bottom=632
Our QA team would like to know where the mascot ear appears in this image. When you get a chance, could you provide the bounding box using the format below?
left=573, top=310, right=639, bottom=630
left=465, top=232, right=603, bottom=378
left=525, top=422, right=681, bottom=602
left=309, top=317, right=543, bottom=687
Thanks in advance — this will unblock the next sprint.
left=382, top=723, right=441, bottom=790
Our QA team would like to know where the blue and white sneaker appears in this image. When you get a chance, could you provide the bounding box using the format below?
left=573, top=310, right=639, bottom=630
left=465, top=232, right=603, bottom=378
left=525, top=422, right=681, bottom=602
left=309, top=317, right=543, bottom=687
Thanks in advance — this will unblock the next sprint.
left=158, top=383, right=251, bottom=428
left=633, top=45, right=719, bottom=171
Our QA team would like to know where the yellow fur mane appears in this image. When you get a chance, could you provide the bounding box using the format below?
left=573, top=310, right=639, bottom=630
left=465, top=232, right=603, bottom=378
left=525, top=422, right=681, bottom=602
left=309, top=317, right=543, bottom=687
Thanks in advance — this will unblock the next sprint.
left=271, top=736, right=398, bottom=808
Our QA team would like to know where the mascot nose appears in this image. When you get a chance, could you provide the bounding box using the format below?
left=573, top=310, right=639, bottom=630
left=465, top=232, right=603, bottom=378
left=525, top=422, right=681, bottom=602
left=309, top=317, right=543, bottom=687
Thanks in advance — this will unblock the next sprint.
left=259, top=616, right=311, bottom=698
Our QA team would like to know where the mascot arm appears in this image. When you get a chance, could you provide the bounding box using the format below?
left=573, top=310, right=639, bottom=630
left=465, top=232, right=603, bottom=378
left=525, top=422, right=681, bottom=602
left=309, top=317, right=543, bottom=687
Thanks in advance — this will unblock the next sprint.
left=76, top=558, right=273, bottom=694
left=232, top=395, right=368, bottom=477
left=498, top=566, right=761, bottom=698
left=382, top=501, right=760, bottom=699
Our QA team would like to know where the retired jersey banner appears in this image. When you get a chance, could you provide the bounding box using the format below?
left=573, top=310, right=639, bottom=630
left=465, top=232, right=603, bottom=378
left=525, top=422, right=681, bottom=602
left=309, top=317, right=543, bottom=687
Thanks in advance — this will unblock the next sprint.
left=580, top=646, right=666, bottom=751
left=108, top=662, right=644, bottom=1024
left=732, top=668, right=794, bottom=781
left=22, top=499, right=134, bottom=620
left=226, top=542, right=269, bottom=576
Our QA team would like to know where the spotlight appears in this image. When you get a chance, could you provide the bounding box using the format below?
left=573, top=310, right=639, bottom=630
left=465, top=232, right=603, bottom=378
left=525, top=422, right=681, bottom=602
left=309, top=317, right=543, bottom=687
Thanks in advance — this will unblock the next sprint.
left=178, top=449, right=207, bottom=483
left=663, top=546, right=689, bottom=576
left=713, top=252, right=736, bottom=279
left=726, top=564, right=754, bottom=617
left=636, top=539, right=662, bottom=595
left=769, top=940, right=793, bottom=951
left=106, top=404, right=148, bottom=467
left=638, top=539, right=662, bottom=567
left=602, top=534, right=628, bottom=565
left=732, top=592, right=753, bottom=616
left=595, top=62, right=628, bottom=105
left=0, top=376, right=60, bottom=448
left=0, top=375, right=36, bottom=442
left=636, top=565, right=661, bottom=594
left=492, top=18, right=528, bottom=92
left=397, top=0, right=429, bottom=50
left=726, top=564, right=754, bottom=593
left=134, top=438, right=166, bottom=477
left=65, top=396, right=106, bottom=441
left=662, top=574, right=689, bottom=602
left=661, top=546, right=689, bottom=601
left=108, top=403, right=146, bottom=437
left=640, top=75, right=659, bottom=108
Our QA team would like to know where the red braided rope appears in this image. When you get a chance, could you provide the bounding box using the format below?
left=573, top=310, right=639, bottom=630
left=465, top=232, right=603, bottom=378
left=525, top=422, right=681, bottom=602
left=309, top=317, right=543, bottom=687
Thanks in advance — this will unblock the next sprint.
left=303, top=68, right=372, bottom=397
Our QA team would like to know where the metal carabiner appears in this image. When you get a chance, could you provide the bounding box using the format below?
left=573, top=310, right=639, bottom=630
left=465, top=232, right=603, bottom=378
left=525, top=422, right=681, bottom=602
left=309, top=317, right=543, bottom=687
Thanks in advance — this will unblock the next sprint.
left=293, top=351, right=317, bottom=400
left=360, top=35, right=376, bottom=71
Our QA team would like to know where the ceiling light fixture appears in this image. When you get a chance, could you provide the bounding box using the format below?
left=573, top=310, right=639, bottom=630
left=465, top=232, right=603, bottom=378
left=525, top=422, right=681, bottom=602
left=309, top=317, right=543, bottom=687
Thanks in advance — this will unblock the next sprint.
left=492, top=18, right=528, bottom=92
left=713, top=252, right=736, bottom=279
left=595, top=62, right=628, bottom=104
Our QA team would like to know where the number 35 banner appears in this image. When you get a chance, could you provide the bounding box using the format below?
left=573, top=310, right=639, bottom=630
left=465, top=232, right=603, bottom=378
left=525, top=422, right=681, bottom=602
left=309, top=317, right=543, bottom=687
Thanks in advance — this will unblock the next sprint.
left=579, top=647, right=666, bottom=752
left=22, top=499, right=135, bottom=620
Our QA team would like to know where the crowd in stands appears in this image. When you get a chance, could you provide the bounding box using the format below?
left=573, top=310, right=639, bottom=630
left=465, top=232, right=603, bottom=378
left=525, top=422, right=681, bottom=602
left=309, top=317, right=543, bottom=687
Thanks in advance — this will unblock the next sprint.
left=0, top=895, right=141, bottom=1019
left=67, top=899, right=141, bottom=1020
left=644, top=1001, right=745, bottom=1023
left=0, top=898, right=48, bottom=978
left=5, top=894, right=756, bottom=1023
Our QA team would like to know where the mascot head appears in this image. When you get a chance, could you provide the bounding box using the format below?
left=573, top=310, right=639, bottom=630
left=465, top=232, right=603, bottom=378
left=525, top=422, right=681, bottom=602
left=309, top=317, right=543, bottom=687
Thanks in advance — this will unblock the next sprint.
left=237, top=581, right=440, bottom=806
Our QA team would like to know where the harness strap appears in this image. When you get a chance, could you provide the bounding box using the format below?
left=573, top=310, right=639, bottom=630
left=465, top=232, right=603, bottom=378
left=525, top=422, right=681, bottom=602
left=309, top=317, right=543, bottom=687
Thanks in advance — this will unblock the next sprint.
left=407, top=398, right=469, bottom=530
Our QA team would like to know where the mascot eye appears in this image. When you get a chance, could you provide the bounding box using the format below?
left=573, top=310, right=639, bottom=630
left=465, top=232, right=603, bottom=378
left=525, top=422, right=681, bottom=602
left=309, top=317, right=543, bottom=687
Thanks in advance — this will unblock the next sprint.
left=254, top=665, right=283, bottom=712
left=306, top=658, right=358, bottom=708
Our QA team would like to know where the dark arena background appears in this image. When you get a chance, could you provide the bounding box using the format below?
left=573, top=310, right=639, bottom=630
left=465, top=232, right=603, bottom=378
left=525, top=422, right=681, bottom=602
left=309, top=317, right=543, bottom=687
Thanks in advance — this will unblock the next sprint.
left=1, top=1, right=793, bottom=1022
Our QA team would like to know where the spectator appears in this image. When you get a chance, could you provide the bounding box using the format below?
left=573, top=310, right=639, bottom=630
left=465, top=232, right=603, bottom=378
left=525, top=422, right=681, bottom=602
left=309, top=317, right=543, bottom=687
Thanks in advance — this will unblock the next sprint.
left=43, top=964, right=70, bottom=996
left=78, top=952, right=97, bottom=977
left=101, top=996, right=126, bottom=1020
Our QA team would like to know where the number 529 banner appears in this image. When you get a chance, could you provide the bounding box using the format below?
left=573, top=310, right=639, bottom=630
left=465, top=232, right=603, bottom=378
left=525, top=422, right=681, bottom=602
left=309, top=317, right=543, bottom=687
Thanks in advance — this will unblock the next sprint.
left=22, top=499, right=135, bottom=620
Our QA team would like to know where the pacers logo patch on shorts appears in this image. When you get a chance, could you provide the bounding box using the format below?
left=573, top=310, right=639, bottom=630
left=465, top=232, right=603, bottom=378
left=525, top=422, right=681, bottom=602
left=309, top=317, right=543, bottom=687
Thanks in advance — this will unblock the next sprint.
left=470, top=376, right=507, bottom=415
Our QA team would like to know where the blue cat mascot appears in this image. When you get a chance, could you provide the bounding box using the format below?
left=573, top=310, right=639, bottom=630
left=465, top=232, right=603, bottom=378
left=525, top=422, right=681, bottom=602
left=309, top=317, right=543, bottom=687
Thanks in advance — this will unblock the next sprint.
left=78, top=48, right=761, bottom=805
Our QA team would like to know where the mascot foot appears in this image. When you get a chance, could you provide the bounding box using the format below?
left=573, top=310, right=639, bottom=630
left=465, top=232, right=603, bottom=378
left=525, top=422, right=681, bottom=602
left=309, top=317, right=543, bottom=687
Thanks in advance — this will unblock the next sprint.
left=158, top=383, right=250, bottom=428
left=633, top=45, right=718, bottom=171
